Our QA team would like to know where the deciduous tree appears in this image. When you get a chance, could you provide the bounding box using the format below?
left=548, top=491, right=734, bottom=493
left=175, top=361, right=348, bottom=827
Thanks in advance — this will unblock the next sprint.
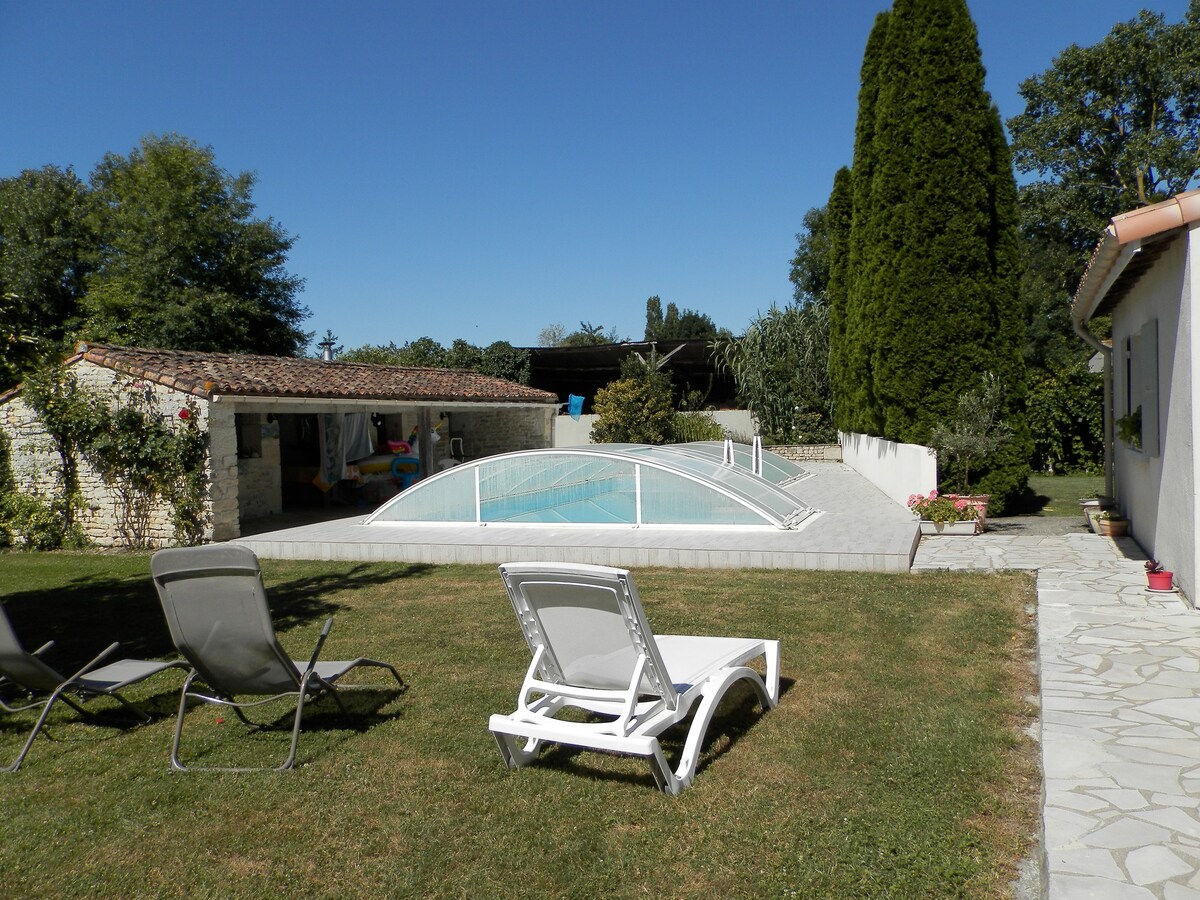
left=0, top=166, right=94, bottom=387
left=84, top=134, right=309, bottom=355
left=1008, top=4, right=1200, bottom=266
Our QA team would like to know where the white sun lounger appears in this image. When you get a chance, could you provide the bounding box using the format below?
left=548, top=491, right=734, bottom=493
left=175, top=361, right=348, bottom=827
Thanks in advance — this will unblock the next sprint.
left=489, top=562, right=780, bottom=794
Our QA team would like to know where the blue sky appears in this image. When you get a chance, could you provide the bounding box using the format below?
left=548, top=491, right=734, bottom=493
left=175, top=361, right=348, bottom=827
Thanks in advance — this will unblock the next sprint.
left=2, top=1, right=1191, bottom=352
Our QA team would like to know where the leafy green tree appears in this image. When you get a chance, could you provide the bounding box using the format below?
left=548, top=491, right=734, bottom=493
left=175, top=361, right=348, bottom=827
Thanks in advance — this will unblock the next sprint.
left=537, top=323, right=567, bottom=347
left=789, top=204, right=832, bottom=306
left=1006, top=6, right=1200, bottom=476
left=340, top=336, right=531, bottom=385
left=929, top=373, right=1014, bottom=495
left=1026, top=358, right=1104, bottom=474
left=834, top=0, right=1030, bottom=510
left=715, top=302, right=834, bottom=444
left=560, top=321, right=621, bottom=347
left=839, top=10, right=890, bottom=435
left=83, top=133, right=309, bottom=355
left=1008, top=4, right=1200, bottom=268
left=444, top=338, right=483, bottom=371
left=824, top=167, right=854, bottom=429
left=338, top=341, right=407, bottom=365
left=644, top=296, right=664, bottom=340
left=390, top=337, right=447, bottom=367
left=477, top=340, right=531, bottom=385
left=645, top=296, right=725, bottom=341
left=0, top=166, right=94, bottom=388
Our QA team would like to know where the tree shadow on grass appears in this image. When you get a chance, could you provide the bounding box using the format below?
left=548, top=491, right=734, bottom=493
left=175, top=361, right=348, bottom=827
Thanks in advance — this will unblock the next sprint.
left=1003, top=485, right=1053, bottom=516
left=0, top=560, right=437, bottom=673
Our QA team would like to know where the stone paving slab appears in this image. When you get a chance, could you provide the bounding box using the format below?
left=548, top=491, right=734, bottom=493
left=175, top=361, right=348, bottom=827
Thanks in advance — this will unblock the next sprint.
left=915, top=529, right=1200, bottom=899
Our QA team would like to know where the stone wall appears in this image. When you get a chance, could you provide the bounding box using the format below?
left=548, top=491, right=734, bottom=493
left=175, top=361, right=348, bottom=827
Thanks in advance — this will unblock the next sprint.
left=235, top=412, right=282, bottom=523
left=767, top=443, right=842, bottom=462
left=453, top=407, right=554, bottom=459
left=1, top=360, right=222, bottom=547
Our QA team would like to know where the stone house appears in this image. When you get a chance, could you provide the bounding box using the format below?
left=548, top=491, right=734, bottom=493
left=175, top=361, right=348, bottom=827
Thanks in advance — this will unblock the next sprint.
left=0, top=343, right=559, bottom=547
left=1072, top=189, right=1200, bottom=604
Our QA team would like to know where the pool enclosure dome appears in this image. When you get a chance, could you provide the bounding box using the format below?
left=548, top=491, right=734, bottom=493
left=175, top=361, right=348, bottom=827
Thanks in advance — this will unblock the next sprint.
left=364, top=441, right=817, bottom=530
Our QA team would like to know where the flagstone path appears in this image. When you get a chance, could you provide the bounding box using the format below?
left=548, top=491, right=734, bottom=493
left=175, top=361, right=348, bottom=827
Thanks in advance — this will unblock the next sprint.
left=914, top=530, right=1200, bottom=899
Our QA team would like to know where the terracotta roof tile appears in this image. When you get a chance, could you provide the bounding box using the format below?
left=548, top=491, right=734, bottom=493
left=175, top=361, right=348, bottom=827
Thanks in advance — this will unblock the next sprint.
left=74, top=344, right=559, bottom=404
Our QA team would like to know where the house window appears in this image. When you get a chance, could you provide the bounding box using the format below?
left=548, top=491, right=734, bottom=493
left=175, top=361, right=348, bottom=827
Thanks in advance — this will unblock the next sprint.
left=1121, top=321, right=1160, bottom=457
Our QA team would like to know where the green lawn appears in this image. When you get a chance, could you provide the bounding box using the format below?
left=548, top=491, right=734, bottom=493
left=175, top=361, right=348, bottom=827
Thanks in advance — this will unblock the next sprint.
left=1025, top=473, right=1104, bottom=517
left=0, top=553, right=1039, bottom=898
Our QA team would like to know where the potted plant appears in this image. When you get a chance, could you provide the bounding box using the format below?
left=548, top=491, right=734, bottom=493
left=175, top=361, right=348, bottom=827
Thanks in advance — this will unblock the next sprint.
left=1079, top=492, right=1114, bottom=527
left=928, top=373, right=1012, bottom=532
left=1145, top=560, right=1174, bottom=591
left=1117, top=407, right=1142, bottom=449
left=908, top=490, right=980, bottom=535
left=1095, top=510, right=1129, bottom=537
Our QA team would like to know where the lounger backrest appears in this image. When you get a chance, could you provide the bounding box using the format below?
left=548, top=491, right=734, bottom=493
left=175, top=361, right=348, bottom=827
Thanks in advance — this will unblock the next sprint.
left=151, top=545, right=301, bottom=695
left=499, top=563, right=677, bottom=704
left=0, top=605, right=67, bottom=693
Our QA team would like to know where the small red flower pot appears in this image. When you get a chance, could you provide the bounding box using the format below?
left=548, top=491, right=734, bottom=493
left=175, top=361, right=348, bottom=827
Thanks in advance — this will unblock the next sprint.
left=1147, top=571, right=1174, bottom=591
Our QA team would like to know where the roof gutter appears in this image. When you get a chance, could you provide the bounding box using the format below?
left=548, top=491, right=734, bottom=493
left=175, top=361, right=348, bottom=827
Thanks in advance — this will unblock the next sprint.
left=1075, top=190, right=1200, bottom=328
left=209, top=395, right=556, bottom=410
left=1070, top=233, right=1139, bottom=501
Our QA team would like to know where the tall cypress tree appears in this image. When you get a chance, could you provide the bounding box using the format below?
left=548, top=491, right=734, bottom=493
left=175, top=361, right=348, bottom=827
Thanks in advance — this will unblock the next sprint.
left=843, top=0, right=1029, bottom=509
left=838, top=10, right=890, bottom=435
left=824, top=166, right=853, bottom=431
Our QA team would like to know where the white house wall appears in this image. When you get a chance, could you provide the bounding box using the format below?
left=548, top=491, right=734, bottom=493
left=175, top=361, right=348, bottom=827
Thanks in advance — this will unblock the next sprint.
left=1111, top=230, right=1196, bottom=603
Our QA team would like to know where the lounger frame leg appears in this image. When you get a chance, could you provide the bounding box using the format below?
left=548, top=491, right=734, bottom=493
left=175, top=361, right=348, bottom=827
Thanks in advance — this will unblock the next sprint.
left=650, top=665, right=775, bottom=795
left=494, top=732, right=544, bottom=769
left=1, top=691, right=63, bottom=773
left=170, top=664, right=404, bottom=772
left=1, top=641, right=130, bottom=773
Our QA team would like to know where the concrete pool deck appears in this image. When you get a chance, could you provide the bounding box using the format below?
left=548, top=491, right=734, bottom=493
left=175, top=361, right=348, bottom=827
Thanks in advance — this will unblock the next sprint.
left=234, top=461, right=921, bottom=571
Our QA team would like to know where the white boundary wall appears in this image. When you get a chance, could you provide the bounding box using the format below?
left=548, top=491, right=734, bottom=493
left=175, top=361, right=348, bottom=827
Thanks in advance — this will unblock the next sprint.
left=839, top=431, right=937, bottom=509
left=553, top=409, right=756, bottom=446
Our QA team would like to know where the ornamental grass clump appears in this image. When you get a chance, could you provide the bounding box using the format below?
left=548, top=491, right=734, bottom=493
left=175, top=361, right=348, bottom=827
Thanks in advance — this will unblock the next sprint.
left=908, top=490, right=980, bottom=524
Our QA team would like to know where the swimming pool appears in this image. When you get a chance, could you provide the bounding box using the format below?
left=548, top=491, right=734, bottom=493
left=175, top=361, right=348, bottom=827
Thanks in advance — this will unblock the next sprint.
left=364, top=442, right=815, bottom=529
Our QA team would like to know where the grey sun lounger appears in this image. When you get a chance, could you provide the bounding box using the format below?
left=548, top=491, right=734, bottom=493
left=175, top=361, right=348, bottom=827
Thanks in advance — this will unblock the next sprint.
left=0, top=604, right=187, bottom=772
left=489, top=562, right=780, bottom=794
left=150, top=544, right=404, bottom=771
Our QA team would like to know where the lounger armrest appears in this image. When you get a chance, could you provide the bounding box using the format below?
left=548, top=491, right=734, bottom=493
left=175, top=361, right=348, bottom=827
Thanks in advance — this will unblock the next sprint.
left=64, top=641, right=121, bottom=683
left=302, top=618, right=335, bottom=675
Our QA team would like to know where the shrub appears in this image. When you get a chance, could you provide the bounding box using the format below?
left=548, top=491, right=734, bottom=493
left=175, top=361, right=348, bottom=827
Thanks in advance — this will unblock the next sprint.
left=0, top=491, right=86, bottom=550
left=672, top=410, right=725, bottom=443
left=591, top=357, right=676, bottom=445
